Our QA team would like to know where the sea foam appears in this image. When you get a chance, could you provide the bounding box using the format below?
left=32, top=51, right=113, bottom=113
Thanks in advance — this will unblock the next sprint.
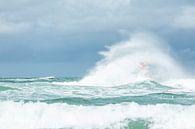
left=0, top=101, right=195, bottom=129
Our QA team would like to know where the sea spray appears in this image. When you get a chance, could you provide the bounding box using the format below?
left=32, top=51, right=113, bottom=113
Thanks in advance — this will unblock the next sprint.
left=79, top=32, right=185, bottom=86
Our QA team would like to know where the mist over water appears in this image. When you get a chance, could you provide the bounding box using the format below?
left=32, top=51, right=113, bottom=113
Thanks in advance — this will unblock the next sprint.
left=79, top=32, right=186, bottom=86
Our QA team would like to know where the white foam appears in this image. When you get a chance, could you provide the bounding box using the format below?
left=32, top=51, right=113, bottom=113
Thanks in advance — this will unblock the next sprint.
left=38, top=76, right=55, bottom=80
left=164, top=78, right=195, bottom=91
left=75, top=32, right=185, bottom=86
left=0, top=101, right=195, bottom=129
left=57, top=32, right=195, bottom=91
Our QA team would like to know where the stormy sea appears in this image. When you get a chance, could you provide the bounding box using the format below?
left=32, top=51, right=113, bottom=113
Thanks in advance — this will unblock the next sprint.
left=1, top=33, right=195, bottom=129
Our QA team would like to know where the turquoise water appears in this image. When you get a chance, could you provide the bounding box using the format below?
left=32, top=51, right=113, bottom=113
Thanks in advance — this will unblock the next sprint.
left=0, top=77, right=195, bottom=129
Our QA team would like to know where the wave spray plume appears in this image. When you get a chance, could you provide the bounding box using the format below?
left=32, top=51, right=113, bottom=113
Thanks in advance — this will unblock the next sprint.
left=79, top=32, right=185, bottom=86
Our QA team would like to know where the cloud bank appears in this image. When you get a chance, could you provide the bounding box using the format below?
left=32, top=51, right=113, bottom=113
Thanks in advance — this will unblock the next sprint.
left=0, top=0, right=194, bottom=33
left=0, top=0, right=195, bottom=76
left=174, top=6, right=195, bottom=29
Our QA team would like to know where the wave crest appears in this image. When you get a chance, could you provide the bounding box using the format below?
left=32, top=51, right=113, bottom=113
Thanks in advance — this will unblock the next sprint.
left=77, top=32, right=186, bottom=86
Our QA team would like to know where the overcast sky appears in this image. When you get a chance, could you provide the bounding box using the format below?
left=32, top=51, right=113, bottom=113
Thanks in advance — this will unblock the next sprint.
left=0, top=0, right=195, bottom=77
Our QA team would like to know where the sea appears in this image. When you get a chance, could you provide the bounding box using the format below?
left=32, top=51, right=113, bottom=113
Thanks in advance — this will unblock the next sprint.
left=0, top=77, right=195, bottom=129
left=1, top=33, right=195, bottom=129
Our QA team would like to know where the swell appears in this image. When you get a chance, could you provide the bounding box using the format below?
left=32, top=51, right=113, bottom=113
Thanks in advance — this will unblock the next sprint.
left=0, top=86, right=18, bottom=91
left=0, top=77, right=79, bottom=83
left=16, top=93, right=195, bottom=106
left=1, top=79, right=195, bottom=105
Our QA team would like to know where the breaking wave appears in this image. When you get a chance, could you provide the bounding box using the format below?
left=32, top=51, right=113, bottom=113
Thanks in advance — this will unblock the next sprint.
left=0, top=101, right=195, bottom=129
left=61, top=32, right=190, bottom=88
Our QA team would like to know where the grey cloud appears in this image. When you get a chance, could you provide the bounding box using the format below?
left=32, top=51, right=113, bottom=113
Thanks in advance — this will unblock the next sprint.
left=173, top=6, right=195, bottom=29
left=0, top=0, right=195, bottom=76
left=0, top=0, right=131, bottom=33
left=0, top=0, right=194, bottom=33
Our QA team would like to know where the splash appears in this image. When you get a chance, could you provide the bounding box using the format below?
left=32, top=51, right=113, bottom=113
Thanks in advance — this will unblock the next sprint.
left=78, top=32, right=185, bottom=86
left=1, top=101, right=195, bottom=129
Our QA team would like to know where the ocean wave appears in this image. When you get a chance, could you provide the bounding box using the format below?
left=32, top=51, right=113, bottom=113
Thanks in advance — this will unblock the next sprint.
left=76, top=33, right=187, bottom=87
left=164, top=78, right=195, bottom=91
left=0, top=77, right=79, bottom=83
left=1, top=79, right=195, bottom=104
left=0, top=86, right=17, bottom=91
left=18, top=92, right=195, bottom=106
left=0, top=101, right=195, bottom=129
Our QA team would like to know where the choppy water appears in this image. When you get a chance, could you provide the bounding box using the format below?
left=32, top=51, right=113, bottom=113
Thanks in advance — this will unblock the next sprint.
left=1, top=77, right=195, bottom=129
